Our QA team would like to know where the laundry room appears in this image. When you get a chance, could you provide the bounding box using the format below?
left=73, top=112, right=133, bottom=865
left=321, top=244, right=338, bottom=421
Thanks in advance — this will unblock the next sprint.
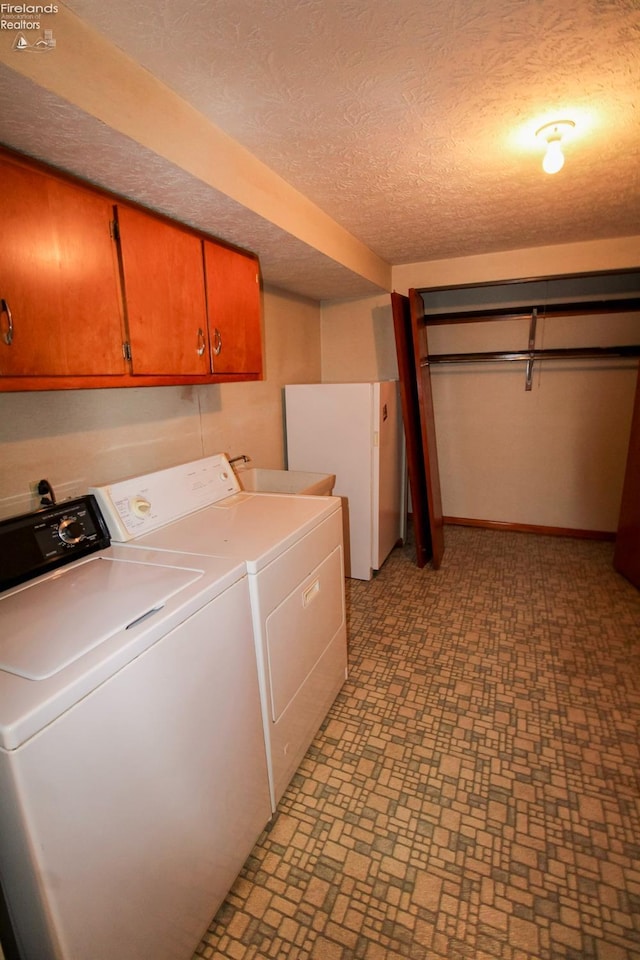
left=1, top=2, right=639, bottom=960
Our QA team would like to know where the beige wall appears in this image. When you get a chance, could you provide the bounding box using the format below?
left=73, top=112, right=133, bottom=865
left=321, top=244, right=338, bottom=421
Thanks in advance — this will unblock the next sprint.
left=321, top=294, right=398, bottom=382
left=320, top=237, right=640, bottom=532
left=0, top=286, right=321, bottom=519
left=427, top=313, right=638, bottom=531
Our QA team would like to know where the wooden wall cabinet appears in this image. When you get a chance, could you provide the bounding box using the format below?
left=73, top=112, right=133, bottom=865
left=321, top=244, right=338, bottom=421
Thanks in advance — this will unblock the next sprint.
left=0, top=153, right=126, bottom=379
left=0, top=149, right=264, bottom=391
left=203, top=240, right=263, bottom=376
left=116, top=204, right=210, bottom=377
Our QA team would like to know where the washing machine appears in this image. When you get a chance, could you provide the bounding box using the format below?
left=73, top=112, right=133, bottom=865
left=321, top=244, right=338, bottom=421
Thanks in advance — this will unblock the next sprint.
left=0, top=495, right=271, bottom=960
left=91, top=453, right=348, bottom=810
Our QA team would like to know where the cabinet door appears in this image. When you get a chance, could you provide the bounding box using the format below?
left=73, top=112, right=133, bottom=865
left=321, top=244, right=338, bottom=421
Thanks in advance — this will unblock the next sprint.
left=0, top=155, right=126, bottom=377
left=203, top=241, right=262, bottom=375
left=117, top=205, right=210, bottom=376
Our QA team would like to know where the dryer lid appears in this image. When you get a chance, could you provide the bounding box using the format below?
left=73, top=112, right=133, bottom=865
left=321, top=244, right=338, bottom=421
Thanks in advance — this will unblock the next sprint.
left=0, top=556, right=202, bottom=680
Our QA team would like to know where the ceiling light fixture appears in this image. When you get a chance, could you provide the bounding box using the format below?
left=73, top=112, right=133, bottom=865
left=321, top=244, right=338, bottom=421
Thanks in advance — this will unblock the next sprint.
left=535, top=119, right=575, bottom=174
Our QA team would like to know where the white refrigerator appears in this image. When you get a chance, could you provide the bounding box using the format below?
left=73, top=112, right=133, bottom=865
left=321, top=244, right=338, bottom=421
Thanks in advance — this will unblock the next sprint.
left=285, top=381, right=405, bottom=580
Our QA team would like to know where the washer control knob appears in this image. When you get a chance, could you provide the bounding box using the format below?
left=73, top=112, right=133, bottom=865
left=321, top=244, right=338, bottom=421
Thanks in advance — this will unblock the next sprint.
left=220, top=471, right=229, bottom=482
left=58, top=517, right=85, bottom=545
left=131, top=496, right=152, bottom=518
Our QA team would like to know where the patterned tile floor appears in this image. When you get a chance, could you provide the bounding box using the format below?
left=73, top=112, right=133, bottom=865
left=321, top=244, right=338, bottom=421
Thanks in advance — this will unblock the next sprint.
left=194, top=526, right=640, bottom=960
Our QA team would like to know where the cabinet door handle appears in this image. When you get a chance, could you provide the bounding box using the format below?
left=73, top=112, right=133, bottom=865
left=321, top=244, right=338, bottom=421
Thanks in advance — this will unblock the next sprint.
left=212, top=327, right=222, bottom=356
left=196, top=327, right=206, bottom=356
left=1, top=299, right=13, bottom=346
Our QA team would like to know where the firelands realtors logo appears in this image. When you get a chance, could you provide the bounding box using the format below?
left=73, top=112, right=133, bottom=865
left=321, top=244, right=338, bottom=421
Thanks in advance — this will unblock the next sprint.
left=1, top=3, right=58, bottom=50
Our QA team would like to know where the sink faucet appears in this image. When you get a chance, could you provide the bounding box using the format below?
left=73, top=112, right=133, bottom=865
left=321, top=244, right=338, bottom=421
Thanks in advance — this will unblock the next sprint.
left=229, top=454, right=252, bottom=466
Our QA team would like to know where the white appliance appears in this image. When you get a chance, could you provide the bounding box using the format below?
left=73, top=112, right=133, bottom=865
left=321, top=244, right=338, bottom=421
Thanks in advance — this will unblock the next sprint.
left=285, top=380, right=405, bottom=580
left=90, top=453, right=348, bottom=811
left=0, top=497, right=271, bottom=960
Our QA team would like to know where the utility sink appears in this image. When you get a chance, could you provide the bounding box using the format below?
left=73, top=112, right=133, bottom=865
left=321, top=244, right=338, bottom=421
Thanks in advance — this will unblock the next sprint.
left=235, top=468, right=335, bottom=497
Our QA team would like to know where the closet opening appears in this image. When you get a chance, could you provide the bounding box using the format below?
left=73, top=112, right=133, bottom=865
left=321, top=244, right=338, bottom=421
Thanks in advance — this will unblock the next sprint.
left=392, top=270, right=640, bottom=585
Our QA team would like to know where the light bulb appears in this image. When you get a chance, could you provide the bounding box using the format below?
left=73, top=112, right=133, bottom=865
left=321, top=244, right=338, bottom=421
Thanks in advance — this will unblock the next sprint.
left=542, top=137, right=565, bottom=174
left=535, top=120, right=575, bottom=174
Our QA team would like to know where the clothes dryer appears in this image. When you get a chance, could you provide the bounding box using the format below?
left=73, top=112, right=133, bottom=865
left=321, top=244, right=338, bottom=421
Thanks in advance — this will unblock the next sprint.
left=91, top=454, right=348, bottom=810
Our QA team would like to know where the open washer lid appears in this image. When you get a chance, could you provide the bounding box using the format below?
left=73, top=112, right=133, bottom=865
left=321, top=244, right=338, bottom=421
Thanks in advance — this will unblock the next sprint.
left=0, top=555, right=202, bottom=680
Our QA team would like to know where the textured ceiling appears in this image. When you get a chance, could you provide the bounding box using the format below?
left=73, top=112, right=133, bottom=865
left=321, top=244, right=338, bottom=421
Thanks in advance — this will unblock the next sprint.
left=0, top=0, right=639, bottom=299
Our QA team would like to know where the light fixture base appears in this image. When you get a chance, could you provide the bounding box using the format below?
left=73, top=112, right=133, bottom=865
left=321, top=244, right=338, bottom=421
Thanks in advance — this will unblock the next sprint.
left=535, top=119, right=575, bottom=141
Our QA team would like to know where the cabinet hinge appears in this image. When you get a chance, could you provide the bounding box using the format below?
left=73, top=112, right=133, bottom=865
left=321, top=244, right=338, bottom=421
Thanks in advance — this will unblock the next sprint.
left=110, top=219, right=120, bottom=241
left=122, top=341, right=132, bottom=361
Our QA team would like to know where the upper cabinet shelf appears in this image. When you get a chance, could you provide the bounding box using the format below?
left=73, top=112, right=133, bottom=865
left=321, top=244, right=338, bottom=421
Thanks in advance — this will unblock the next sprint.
left=0, top=148, right=264, bottom=391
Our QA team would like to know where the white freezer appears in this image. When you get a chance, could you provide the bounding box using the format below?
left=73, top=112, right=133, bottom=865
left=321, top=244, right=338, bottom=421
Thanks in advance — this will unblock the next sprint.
left=285, top=381, right=405, bottom=580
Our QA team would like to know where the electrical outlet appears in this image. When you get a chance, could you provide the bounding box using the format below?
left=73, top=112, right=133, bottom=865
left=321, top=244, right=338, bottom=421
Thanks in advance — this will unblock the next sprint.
left=0, top=479, right=86, bottom=522
left=28, top=479, right=85, bottom=505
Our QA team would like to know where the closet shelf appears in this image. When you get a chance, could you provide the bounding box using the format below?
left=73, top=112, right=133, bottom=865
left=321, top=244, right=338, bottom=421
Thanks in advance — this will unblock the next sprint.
left=423, top=297, right=640, bottom=326
left=424, top=345, right=640, bottom=366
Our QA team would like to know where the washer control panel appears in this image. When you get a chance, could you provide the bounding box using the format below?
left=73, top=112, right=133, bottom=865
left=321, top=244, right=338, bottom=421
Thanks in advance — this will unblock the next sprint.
left=89, top=454, right=242, bottom=542
left=0, top=495, right=111, bottom=592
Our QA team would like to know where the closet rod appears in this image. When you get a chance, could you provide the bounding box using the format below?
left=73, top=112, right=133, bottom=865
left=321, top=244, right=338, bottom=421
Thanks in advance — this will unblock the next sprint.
left=424, top=345, right=640, bottom=366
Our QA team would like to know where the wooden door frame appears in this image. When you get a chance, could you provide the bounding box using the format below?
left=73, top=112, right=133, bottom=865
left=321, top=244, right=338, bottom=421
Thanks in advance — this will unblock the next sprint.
left=614, top=366, right=640, bottom=588
left=391, top=291, right=445, bottom=569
